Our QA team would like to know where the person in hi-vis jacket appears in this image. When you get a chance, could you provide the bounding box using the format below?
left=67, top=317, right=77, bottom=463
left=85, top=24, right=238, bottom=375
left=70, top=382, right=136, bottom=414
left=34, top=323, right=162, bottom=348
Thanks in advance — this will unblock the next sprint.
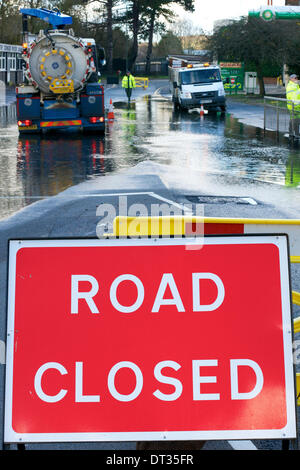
left=286, top=73, right=300, bottom=136
left=122, top=70, right=136, bottom=102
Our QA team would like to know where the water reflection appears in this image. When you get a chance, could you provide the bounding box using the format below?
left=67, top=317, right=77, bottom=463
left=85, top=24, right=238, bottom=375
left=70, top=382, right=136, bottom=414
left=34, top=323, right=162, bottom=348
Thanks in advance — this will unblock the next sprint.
left=17, top=134, right=112, bottom=197
left=286, top=149, right=300, bottom=187
left=0, top=95, right=299, bottom=220
left=0, top=103, right=17, bottom=128
left=132, top=99, right=293, bottom=187
left=0, top=131, right=118, bottom=220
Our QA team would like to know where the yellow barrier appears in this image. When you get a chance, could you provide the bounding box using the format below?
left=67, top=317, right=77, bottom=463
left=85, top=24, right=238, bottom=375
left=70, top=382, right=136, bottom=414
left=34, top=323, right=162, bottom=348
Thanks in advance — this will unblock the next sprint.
left=290, top=259, right=300, bottom=407
left=111, top=215, right=186, bottom=237
left=293, top=292, right=300, bottom=307
left=294, top=316, right=300, bottom=333
left=109, top=215, right=300, bottom=250
left=135, top=77, right=149, bottom=89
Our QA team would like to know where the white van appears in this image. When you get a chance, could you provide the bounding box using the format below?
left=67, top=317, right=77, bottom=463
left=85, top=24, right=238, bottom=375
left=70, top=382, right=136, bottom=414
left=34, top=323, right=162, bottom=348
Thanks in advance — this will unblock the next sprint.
left=169, top=63, right=226, bottom=113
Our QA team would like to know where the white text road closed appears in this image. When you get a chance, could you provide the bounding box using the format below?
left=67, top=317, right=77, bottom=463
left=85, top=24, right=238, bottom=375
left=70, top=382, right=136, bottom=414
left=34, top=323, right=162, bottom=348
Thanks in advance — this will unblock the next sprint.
left=33, top=359, right=264, bottom=403
left=4, top=236, right=296, bottom=443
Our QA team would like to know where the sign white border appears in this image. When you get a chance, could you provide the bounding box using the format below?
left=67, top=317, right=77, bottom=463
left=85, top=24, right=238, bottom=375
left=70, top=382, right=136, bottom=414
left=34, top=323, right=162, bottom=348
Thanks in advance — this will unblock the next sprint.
left=4, top=235, right=297, bottom=443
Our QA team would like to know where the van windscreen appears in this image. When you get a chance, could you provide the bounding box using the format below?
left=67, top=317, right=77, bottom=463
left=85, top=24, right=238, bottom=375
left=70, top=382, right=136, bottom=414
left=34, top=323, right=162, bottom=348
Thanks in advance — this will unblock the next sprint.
left=180, top=69, right=221, bottom=85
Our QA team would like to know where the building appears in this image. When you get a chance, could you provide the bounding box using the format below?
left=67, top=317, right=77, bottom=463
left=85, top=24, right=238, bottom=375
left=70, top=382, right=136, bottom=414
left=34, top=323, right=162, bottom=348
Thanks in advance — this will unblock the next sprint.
left=0, top=44, right=23, bottom=86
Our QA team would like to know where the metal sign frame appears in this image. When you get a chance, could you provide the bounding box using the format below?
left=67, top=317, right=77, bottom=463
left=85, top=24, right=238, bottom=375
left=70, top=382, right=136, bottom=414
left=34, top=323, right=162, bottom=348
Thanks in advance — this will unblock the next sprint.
left=3, top=235, right=297, bottom=444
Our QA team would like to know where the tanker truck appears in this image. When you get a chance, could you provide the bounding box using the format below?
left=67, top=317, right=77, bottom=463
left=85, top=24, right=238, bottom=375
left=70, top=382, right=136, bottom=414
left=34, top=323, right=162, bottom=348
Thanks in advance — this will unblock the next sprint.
left=16, top=8, right=106, bottom=134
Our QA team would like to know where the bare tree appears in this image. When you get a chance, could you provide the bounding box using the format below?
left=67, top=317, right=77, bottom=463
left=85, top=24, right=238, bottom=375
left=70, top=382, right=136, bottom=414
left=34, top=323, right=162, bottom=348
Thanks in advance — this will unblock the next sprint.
left=170, top=18, right=204, bottom=51
left=141, top=0, right=195, bottom=75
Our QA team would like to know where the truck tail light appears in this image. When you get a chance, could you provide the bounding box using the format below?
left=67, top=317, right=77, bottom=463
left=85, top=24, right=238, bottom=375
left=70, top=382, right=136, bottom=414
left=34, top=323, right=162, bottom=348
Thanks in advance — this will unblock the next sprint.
left=89, top=117, right=104, bottom=123
left=18, top=120, right=32, bottom=127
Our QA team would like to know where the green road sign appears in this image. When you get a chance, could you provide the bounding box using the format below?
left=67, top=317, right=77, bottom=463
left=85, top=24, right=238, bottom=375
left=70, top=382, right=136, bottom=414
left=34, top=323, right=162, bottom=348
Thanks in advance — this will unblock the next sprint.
left=219, top=62, right=244, bottom=94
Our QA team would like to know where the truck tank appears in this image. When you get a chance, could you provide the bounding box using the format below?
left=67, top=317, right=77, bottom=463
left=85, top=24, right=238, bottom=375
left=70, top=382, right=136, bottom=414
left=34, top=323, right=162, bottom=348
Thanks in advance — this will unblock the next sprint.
left=17, top=8, right=105, bottom=133
left=23, top=30, right=94, bottom=94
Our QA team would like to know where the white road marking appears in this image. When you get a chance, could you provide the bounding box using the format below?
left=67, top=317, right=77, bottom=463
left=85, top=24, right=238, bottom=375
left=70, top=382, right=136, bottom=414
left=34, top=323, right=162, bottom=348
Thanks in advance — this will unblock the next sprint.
left=228, top=440, right=258, bottom=450
left=91, top=191, right=192, bottom=213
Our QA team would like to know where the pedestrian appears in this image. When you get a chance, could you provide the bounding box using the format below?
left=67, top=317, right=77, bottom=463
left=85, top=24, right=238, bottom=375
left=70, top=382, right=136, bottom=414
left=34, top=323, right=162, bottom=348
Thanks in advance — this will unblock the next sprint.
left=286, top=73, right=300, bottom=137
left=122, top=70, right=136, bottom=103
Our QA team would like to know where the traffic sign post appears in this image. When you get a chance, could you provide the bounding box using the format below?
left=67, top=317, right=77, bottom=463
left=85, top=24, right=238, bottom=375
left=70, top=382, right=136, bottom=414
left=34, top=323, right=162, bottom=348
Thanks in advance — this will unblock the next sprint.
left=4, top=236, right=297, bottom=443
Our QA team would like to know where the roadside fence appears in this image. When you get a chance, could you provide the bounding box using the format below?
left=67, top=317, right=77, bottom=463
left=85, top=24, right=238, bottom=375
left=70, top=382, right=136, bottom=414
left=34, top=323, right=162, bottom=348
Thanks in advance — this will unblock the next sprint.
left=264, top=96, right=300, bottom=139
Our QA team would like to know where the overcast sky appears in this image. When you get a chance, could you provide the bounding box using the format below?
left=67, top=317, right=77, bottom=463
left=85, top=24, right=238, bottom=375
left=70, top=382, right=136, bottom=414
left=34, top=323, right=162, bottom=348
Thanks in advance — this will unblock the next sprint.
left=173, top=0, right=286, bottom=33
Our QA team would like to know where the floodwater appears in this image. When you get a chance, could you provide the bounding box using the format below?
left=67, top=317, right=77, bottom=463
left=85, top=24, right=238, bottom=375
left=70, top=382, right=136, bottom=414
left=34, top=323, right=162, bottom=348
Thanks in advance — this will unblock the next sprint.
left=0, top=94, right=300, bottom=220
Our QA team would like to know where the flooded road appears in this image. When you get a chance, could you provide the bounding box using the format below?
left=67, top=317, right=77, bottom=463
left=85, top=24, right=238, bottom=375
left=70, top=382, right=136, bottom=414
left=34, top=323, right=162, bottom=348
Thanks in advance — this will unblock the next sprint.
left=0, top=93, right=300, bottom=220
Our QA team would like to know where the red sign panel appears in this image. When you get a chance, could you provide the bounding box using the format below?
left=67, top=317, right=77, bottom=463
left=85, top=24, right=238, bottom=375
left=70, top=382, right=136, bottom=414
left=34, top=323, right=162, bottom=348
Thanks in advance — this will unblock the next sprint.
left=4, top=236, right=296, bottom=442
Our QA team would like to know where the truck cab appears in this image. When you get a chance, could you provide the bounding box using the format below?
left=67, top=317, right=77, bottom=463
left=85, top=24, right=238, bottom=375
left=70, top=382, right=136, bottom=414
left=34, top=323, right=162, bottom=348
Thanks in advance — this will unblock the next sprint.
left=169, top=62, right=226, bottom=113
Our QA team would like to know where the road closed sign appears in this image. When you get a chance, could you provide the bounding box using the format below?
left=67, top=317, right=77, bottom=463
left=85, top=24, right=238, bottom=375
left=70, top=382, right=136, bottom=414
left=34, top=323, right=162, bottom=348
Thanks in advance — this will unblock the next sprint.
left=4, top=236, right=296, bottom=443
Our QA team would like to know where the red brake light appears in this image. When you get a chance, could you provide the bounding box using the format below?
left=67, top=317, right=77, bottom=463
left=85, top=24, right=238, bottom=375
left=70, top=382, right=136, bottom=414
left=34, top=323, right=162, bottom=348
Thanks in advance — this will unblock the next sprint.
left=18, top=120, right=32, bottom=127
left=89, top=117, right=104, bottom=123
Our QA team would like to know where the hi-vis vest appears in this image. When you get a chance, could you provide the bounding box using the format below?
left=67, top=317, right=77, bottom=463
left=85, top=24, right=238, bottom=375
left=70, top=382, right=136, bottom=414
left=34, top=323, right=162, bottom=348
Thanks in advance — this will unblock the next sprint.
left=122, top=74, right=136, bottom=89
left=286, top=80, right=300, bottom=112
